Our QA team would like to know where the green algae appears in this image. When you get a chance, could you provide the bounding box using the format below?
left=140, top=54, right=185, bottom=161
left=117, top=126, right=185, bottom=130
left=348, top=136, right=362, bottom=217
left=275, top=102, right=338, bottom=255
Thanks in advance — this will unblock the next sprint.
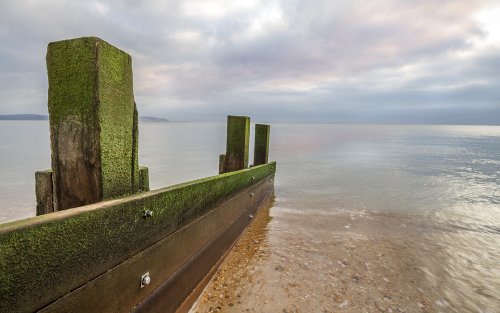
left=46, top=37, right=141, bottom=210
left=46, top=37, right=98, bottom=124
left=46, top=37, right=102, bottom=209
left=254, top=124, right=270, bottom=165
left=225, top=115, right=250, bottom=171
left=139, top=166, right=150, bottom=192
left=0, top=162, right=275, bottom=313
left=96, top=38, right=138, bottom=199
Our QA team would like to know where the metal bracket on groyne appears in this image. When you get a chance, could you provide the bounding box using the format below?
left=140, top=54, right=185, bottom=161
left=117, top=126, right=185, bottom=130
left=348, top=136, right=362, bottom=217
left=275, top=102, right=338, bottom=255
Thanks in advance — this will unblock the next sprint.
left=0, top=37, right=276, bottom=313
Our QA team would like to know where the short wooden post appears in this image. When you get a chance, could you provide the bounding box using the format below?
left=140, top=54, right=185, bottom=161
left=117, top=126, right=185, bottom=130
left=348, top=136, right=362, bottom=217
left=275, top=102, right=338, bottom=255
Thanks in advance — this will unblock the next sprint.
left=219, top=115, right=250, bottom=173
left=219, top=154, right=227, bottom=174
left=35, top=170, right=54, bottom=215
left=139, top=166, right=150, bottom=192
left=254, top=124, right=270, bottom=165
left=41, top=36, right=148, bottom=211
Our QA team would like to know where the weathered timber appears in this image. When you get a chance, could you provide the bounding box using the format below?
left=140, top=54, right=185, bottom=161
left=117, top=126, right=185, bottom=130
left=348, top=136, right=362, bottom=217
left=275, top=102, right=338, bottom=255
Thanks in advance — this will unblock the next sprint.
left=219, top=153, right=226, bottom=174
left=46, top=37, right=141, bottom=210
left=0, top=162, right=275, bottom=313
left=219, top=115, right=250, bottom=173
left=4, top=35, right=276, bottom=313
left=39, top=177, right=274, bottom=313
left=35, top=170, right=54, bottom=215
left=134, top=180, right=274, bottom=313
left=139, top=166, right=149, bottom=192
left=254, top=124, right=270, bottom=165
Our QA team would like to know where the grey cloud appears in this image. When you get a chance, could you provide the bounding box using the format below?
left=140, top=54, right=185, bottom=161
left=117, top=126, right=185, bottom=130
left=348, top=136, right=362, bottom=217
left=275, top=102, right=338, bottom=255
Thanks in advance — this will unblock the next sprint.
left=0, top=0, right=498, bottom=124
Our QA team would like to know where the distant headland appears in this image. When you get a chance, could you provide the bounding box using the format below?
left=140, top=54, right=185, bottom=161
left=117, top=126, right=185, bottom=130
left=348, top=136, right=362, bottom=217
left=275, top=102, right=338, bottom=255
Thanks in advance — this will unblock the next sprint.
left=0, top=114, right=48, bottom=120
left=0, top=114, right=169, bottom=122
left=139, top=116, right=170, bottom=122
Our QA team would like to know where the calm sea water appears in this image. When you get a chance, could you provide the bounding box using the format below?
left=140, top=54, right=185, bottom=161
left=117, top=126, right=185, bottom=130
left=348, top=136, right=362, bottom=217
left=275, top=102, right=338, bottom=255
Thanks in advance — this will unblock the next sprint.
left=1, top=121, right=499, bottom=310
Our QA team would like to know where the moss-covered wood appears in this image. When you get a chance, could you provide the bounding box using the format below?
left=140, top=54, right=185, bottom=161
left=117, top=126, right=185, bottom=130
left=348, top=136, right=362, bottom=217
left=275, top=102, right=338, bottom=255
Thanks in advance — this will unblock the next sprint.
left=139, top=166, right=149, bottom=192
left=39, top=177, right=273, bottom=313
left=254, top=124, right=270, bottom=165
left=46, top=37, right=139, bottom=210
left=221, top=115, right=250, bottom=173
left=219, top=154, right=226, bottom=174
left=35, top=170, right=54, bottom=215
left=0, top=162, right=275, bottom=313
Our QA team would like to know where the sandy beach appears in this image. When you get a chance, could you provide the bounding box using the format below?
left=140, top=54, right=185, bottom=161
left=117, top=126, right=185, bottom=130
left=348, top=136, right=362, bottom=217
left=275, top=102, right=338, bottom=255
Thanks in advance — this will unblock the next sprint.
left=191, top=199, right=497, bottom=313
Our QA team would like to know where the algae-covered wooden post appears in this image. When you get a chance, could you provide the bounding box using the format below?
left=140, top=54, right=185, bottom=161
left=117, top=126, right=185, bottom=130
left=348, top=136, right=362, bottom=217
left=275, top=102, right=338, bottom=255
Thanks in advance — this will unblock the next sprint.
left=219, top=115, right=250, bottom=174
left=35, top=36, right=148, bottom=212
left=139, top=166, right=150, bottom=192
left=35, top=170, right=54, bottom=215
left=254, top=124, right=270, bottom=165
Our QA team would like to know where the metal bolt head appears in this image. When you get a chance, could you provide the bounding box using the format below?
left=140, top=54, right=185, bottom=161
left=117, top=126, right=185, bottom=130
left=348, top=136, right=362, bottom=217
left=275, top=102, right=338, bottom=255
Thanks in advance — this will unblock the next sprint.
left=143, top=210, right=153, bottom=218
left=141, top=272, right=151, bottom=288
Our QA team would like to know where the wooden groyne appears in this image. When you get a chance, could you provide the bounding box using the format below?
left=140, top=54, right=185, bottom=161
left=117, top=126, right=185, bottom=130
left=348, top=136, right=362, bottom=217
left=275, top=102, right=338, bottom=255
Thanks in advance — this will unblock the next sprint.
left=0, top=37, right=276, bottom=313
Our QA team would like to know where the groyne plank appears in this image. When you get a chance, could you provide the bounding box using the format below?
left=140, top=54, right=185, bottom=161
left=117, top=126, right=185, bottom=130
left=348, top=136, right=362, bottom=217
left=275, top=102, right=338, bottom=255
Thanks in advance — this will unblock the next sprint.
left=0, top=162, right=275, bottom=313
left=40, top=177, right=274, bottom=313
left=135, top=180, right=273, bottom=313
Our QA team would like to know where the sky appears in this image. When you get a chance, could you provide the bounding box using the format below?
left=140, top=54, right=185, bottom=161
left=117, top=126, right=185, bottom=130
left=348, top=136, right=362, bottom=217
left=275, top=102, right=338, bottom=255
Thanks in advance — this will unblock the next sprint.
left=0, top=0, right=499, bottom=124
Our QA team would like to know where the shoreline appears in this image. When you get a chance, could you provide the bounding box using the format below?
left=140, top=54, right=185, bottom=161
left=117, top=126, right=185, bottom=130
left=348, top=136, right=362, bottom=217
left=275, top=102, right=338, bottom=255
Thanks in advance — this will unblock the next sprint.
left=191, top=205, right=498, bottom=312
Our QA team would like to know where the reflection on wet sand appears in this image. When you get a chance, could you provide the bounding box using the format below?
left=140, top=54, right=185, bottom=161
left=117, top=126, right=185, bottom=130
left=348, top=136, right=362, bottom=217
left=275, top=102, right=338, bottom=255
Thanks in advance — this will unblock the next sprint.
left=191, top=196, right=274, bottom=312
left=192, top=202, right=499, bottom=312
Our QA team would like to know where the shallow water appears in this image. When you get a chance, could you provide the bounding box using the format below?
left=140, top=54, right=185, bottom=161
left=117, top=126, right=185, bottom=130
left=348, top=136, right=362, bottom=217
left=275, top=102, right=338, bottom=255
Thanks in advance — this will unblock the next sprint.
left=1, top=122, right=499, bottom=311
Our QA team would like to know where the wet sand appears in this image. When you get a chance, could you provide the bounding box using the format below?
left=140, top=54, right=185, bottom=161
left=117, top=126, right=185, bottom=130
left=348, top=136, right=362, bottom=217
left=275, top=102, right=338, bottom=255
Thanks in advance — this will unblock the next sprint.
left=191, top=201, right=498, bottom=313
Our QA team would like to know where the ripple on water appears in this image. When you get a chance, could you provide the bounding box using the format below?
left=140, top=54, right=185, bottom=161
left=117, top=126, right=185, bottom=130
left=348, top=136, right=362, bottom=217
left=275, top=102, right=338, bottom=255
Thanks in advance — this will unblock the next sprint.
left=194, top=203, right=500, bottom=312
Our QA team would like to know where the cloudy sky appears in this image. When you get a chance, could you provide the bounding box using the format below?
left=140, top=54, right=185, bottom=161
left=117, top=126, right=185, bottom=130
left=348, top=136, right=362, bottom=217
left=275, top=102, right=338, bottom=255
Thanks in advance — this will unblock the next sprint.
left=0, top=0, right=499, bottom=124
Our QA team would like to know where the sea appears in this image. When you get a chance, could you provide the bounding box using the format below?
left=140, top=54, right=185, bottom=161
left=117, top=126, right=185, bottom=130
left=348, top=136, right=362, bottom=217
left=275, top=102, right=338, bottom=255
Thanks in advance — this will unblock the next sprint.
left=1, top=121, right=499, bottom=312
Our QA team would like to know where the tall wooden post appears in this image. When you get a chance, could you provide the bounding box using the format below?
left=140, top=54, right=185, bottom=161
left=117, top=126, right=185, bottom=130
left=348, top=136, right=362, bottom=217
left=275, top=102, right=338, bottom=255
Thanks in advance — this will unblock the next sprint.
left=219, top=115, right=250, bottom=173
left=36, top=36, right=148, bottom=212
left=254, top=124, right=270, bottom=165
